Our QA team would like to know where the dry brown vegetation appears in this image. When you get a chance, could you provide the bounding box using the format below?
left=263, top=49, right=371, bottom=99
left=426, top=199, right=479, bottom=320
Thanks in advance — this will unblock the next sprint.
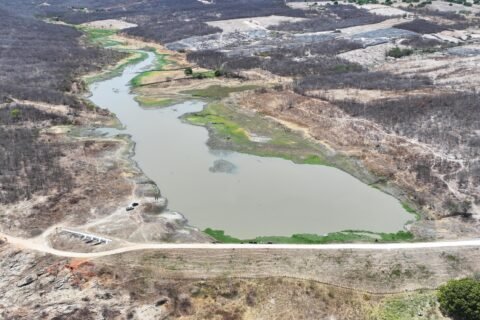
left=0, top=9, right=124, bottom=107
left=0, top=101, right=133, bottom=237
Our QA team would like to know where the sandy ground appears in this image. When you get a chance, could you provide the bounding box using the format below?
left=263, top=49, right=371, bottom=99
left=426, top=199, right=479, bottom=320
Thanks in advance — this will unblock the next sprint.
left=81, top=19, right=137, bottom=30
left=206, top=15, right=306, bottom=33
left=338, top=42, right=398, bottom=66
left=337, top=17, right=410, bottom=35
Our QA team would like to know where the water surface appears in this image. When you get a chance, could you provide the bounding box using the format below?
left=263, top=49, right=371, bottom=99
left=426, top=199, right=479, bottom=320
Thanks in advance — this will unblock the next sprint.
left=89, top=53, right=412, bottom=239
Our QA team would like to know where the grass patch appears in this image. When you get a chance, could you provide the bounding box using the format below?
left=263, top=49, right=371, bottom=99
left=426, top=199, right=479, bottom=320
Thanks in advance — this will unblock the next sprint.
left=303, top=154, right=329, bottom=165
left=192, top=70, right=216, bottom=79
left=204, top=229, right=243, bottom=243
left=78, top=26, right=152, bottom=84
left=402, top=202, right=421, bottom=222
left=184, top=103, right=334, bottom=166
left=380, top=230, right=414, bottom=241
left=130, top=70, right=157, bottom=87
left=134, top=96, right=176, bottom=107
left=78, top=27, right=120, bottom=47
left=184, top=103, right=249, bottom=144
left=86, top=28, right=116, bottom=40
left=145, top=49, right=170, bottom=70
left=372, top=292, right=440, bottom=320
left=130, top=53, right=169, bottom=87
left=182, top=85, right=260, bottom=100
left=204, top=228, right=414, bottom=244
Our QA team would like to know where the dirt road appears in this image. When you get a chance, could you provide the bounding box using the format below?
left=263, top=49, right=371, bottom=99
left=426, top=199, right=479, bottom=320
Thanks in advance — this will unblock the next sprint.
left=2, top=231, right=480, bottom=259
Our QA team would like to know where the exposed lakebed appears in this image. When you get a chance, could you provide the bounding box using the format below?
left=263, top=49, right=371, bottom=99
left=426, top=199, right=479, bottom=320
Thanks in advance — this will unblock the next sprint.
left=89, top=52, right=412, bottom=239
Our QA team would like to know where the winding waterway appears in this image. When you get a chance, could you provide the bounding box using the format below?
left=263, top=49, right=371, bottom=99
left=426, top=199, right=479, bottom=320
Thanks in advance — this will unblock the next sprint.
left=89, top=52, right=412, bottom=239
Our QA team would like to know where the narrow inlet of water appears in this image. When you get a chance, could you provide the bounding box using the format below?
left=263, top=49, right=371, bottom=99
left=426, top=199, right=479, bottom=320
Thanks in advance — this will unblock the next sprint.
left=89, top=52, right=412, bottom=239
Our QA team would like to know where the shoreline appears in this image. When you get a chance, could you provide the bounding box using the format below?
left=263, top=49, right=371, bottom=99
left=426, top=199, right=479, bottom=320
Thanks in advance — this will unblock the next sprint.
left=79, top=29, right=421, bottom=243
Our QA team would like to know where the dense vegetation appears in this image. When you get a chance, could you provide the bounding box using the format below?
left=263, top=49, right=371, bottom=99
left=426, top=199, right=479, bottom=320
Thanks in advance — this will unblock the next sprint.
left=0, top=105, right=72, bottom=204
left=386, top=46, right=414, bottom=58
left=277, top=39, right=364, bottom=56
left=336, top=93, right=479, bottom=156
left=335, top=93, right=479, bottom=214
left=0, top=6, right=125, bottom=204
left=3, top=0, right=305, bottom=44
left=394, top=19, right=448, bottom=34
left=271, top=4, right=387, bottom=32
left=128, top=23, right=222, bottom=45
left=187, top=44, right=363, bottom=77
left=0, top=9, right=123, bottom=107
left=438, top=278, right=480, bottom=320
left=294, top=71, right=432, bottom=92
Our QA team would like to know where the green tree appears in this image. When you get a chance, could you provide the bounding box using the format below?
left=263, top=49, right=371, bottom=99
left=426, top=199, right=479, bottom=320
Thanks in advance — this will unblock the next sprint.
left=192, top=72, right=207, bottom=79
left=10, top=108, right=21, bottom=119
left=438, top=278, right=480, bottom=320
left=386, top=47, right=413, bottom=58
left=184, top=67, right=193, bottom=76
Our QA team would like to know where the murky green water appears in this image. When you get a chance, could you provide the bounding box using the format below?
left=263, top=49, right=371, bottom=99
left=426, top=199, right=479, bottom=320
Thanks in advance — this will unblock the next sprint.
left=89, top=52, right=412, bottom=238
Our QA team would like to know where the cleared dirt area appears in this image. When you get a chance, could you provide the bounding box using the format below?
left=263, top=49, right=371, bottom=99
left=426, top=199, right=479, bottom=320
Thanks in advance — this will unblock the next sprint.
left=206, top=15, right=306, bottom=33
left=81, top=19, right=137, bottom=30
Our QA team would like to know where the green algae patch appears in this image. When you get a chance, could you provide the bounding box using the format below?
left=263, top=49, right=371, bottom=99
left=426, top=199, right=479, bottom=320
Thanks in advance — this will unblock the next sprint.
left=78, top=26, right=152, bottom=84
left=134, top=96, right=177, bottom=108
left=402, top=203, right=421, bottom=220
left=185, top=103, right=249, bottom=144
left=78, top=27, right=120, bottom=47
left=204, top=228, right=414, bottom=244
left=204, top=229, right=243, bottom=243
left=130, top=70, right=156, bottom=87
left=303, top=154, right=329, bottom=165
left=130, top=52, right=170, bottom=87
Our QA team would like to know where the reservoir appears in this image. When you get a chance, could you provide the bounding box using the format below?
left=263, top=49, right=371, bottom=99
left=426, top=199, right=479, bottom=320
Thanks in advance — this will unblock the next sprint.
left=89, top=52, right=412, bottom=239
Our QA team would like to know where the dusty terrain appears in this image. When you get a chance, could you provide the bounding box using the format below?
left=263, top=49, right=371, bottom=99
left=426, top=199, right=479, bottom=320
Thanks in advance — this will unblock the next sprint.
left=81, top=19, right=137, bottom=30
left=2, top=240, right=476, bottom=319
